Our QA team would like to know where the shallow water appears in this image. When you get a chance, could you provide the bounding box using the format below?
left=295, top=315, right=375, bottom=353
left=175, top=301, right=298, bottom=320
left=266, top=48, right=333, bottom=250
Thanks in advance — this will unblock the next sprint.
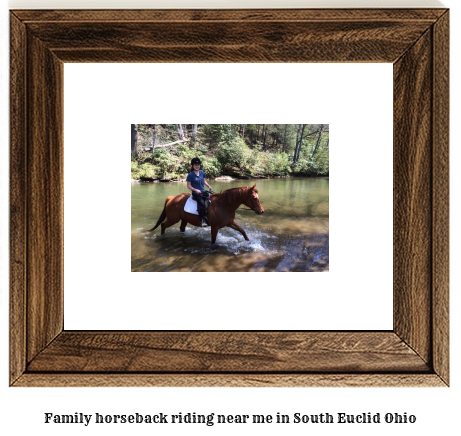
left=131, top=178, right=329, bottom=272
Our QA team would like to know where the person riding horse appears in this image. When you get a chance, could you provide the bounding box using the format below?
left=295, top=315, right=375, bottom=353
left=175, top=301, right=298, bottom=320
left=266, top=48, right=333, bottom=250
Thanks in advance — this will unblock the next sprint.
left=186, top=157, right=213, bottom=227
left=145, top=183, right=264, bottom=243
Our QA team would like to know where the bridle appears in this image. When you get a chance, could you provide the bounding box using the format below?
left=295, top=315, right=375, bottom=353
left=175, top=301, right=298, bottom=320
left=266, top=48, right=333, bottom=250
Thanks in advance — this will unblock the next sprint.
left=241, top=191, right=262, bottom=212
left=211, top=190, right=262, bottom=212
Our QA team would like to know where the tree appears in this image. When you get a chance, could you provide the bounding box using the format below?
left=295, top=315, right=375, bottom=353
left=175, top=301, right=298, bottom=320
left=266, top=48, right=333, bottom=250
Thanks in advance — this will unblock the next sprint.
left=175, top=124, right=185, bottom=141
left=293, top=124, right=305, bottom=163
left=283, top=124, right=288, bottom=151
left=262, top=124, right=267, bottom=150
left=312, top=124, right=325, bottom=158
left=191, top=124, right=198, bottom=145
left=131, top=124, right=138, bottom=152
left=152, top=124, right=157, bottom=148
left=131, top=124, right=329, bottom=179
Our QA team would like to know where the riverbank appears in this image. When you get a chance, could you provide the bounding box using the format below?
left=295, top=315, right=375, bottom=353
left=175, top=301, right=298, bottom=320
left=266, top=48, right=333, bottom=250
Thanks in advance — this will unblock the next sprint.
left=132, top=175, right=235, bottom=183
left=131, top=147, right=328, bottom=182
left=131, top=174, right=329, bottom=183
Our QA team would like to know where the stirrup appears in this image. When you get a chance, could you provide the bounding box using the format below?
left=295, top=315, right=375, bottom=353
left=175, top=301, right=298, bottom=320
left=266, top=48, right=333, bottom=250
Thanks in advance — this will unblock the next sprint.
left=199, top=217, right=209, bottom=227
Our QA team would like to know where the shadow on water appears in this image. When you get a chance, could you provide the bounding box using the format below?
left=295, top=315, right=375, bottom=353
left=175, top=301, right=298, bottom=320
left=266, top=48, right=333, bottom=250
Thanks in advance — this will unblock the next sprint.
left=131, top=178, right=329, bottom=272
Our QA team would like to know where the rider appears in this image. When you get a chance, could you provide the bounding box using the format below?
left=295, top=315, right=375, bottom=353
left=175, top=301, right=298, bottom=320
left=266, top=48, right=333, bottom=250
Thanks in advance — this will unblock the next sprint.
left=186, top=157, right=213, bottom=227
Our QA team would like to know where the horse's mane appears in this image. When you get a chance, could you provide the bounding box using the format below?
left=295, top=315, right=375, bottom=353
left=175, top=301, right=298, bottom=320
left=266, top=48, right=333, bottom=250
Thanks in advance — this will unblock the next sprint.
left=212, top=186, right=257, bottom=206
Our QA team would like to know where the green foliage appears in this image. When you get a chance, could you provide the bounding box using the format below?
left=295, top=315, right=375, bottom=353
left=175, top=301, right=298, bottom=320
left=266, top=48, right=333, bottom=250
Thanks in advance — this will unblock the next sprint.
left=174, top=146, right=221, bottom=178
left=195, top=143, right=209, bottom=154
left=216, top=137, right=249, bottom=169
left=152, top=149, right=178, bottom=176
left=132, top=124, right=329, bottom=179
left=200, top=124, right=234, bottom=147
left=262, top=152, right=291, bottom=176
left=131, top=162, right=158, bottom=180
left=291, top=156, right=329, bottom=176
left=174, top=143, right=195, bottom=162
left=200, top=155, right=222, bottom=179
left=243, top=149, right=263, bottom=175
left=291, top=159, right=315, bottom=175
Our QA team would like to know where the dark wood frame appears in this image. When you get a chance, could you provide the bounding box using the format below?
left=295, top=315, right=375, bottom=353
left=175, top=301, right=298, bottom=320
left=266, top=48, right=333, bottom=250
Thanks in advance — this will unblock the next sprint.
left=10, top=9, right=449, bottom=387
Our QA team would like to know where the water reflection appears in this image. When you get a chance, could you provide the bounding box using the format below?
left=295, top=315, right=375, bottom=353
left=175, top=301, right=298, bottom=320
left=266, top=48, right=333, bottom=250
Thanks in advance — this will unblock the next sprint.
left=131, top=178, right=329, bottom=272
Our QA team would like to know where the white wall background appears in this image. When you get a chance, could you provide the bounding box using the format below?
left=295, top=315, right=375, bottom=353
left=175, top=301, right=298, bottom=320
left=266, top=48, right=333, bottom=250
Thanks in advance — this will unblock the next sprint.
left=1, top=1, right=458, bottom=436
left=63, top=63, right=392, bottom=331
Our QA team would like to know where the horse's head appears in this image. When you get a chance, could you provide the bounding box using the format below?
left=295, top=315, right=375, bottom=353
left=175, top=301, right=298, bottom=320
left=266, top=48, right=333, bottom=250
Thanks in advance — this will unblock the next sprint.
left=245, top=184, right=264, bottom=215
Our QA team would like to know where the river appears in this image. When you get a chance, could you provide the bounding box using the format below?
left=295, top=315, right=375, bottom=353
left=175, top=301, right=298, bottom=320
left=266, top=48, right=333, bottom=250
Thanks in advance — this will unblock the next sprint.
left=131, top=177, right=329, bottom=272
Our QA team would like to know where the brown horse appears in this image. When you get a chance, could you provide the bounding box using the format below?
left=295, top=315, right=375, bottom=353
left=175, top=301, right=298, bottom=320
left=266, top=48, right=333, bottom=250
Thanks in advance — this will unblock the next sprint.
left=144, top=184, right=264, bottom=243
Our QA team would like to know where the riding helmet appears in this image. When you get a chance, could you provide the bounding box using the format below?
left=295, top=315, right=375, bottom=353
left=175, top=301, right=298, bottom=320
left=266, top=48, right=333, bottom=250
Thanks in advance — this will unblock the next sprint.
left=191, top=157, right=202, bottom=165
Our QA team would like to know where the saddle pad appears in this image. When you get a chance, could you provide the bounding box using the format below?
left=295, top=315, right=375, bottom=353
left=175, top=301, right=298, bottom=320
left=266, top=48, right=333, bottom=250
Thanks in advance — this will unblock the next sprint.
left=184, top=196, right=199, bottom=215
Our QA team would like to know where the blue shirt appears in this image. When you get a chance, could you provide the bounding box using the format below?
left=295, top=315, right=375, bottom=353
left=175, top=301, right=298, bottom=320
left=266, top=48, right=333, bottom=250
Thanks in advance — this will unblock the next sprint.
left=186, top=170, right=206, bottom=192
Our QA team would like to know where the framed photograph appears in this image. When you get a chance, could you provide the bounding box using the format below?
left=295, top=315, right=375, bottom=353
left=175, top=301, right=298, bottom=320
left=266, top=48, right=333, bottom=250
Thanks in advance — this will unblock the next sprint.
left=128, top=122, right=329, bottom=273
left=10, top=9, right=449, bottom=386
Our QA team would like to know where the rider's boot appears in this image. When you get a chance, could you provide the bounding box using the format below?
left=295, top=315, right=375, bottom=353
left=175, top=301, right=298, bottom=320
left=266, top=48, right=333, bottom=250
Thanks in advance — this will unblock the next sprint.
left=203, top=198, right=210, bottom=226
left=198, top=208, right=208, bottom=227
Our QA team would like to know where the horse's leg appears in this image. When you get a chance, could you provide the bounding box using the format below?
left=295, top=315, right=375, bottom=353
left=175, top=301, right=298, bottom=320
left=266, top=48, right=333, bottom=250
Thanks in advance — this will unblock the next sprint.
left=229, top=220, right=250, bottom=241
left=180, top=219, right=187, bottom=232
left=161, top=217, right=179, bottom=235
left=211, top=226, right=219, bottom=244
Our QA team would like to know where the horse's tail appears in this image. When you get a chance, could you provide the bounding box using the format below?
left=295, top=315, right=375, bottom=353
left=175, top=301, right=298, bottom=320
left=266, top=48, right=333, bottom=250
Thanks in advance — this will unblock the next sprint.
left=144, top=199, right=168, bottom=233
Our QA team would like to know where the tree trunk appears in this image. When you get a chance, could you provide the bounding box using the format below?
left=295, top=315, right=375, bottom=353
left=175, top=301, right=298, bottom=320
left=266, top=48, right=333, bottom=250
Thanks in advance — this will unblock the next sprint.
left=293, top=124, right=302, bottom=162
left=152, top=124, right=157, bottom=148
left=192, top=124, right=198, bottom=146
left=312, top=124, right=325, bottom=157
left=176, top=124, right=184, bottom=140
left=131, top=124, right=138, bottom=152
left=242, top=124, right=245, bottom=139
left=262, top=125, right=267, bottom=151
left=283, top=125, right=288, bottom=152
left=154, top=139, right=189, bottom=148
left=296, top=124, right=307, bottom=161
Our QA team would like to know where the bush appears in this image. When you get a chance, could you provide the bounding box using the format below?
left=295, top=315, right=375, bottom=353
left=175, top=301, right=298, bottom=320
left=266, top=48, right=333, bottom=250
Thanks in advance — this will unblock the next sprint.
left=131, top=162, right=158, bottom=179
left=175, top=143, right=194, bottom=160
left=242, top=149, right=264, bottom=176
left=152, top=149, right=179, bottom=176
left=291, top=156, right=328, bottom=176
left=216, top=137, right=249, bottom=169
left=200, top=124, right=234, bottom=147
left=201, top=155, right=222, bottom=179
left=262, top=152, right=291, bottom=176
left=215, top=140, right=293, bottom=177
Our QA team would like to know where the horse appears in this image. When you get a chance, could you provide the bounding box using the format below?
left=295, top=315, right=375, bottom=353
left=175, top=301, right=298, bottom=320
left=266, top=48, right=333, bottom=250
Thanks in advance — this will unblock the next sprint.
left=144, top=184, right=264, bottom=244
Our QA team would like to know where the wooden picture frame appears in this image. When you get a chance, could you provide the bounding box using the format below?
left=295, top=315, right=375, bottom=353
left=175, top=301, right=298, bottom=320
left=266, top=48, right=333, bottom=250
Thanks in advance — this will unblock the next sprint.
left=10, top=9, right=449, bottom=387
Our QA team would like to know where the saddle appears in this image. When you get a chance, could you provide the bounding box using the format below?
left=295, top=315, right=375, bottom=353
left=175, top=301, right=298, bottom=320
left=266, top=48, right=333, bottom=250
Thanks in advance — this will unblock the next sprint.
left=184, top=191, right=211, bottom=216
left=184, top=196, right=199, bottom=215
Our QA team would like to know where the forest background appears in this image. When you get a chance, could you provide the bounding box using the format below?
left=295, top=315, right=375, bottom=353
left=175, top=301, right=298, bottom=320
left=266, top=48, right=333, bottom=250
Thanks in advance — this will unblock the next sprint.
left=131, top=124, right=329, bottom=181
